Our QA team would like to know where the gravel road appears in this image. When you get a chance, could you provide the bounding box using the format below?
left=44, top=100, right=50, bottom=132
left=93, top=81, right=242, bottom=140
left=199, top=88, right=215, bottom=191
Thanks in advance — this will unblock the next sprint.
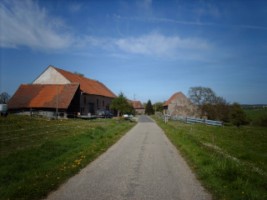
left=46, top=115, right=211, bottom=200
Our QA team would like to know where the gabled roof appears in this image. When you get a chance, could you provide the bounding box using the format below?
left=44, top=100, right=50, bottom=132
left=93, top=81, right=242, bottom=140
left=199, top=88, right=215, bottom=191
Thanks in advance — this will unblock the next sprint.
left=53, top=67, right=116, bottom=98
left=130, top=100, right=144, bottom=109
left=8, top=84, right=79, bottom=109
left=163, top=92, right=189, bottom=106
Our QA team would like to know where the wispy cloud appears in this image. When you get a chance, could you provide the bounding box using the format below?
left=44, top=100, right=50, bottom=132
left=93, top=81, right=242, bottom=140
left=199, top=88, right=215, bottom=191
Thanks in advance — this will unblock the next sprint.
left=72, top=32, right=211, bottom=59
left=0, top=0, right=73, bottom=50
left=114, top=32, right=211, bottom=57
left=0, top=0, right=212, bottom=58
left=114, top=15, right=267, bottom=31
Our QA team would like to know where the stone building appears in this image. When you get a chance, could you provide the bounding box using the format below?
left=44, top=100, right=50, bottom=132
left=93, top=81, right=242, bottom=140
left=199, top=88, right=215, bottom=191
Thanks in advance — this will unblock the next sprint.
left=163, top=92, right=198, bottom=117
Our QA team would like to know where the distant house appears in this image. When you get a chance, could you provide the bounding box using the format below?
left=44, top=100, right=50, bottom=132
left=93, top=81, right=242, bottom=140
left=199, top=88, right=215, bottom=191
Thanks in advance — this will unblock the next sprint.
left=8, top=65, right=116, bottom=117
left=163, top=92, right=198, bottom=117
left=130, top=100, right=145, bottom=115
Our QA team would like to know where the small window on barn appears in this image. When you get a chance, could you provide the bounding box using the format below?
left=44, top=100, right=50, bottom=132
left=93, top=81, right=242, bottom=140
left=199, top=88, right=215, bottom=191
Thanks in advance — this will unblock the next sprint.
left=84, top=96, right=86, bottom=104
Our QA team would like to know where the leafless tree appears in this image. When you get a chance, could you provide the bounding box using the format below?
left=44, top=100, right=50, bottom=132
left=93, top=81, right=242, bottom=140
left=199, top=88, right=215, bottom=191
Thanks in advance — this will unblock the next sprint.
left=0, top=92, right=10, bottom=104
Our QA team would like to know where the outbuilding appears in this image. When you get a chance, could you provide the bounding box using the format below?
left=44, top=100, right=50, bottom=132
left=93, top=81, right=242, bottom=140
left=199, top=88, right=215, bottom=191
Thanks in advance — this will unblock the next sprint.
left=163, top=92, right=198, bottom=117
left=8, top=66, right=116, bottom=118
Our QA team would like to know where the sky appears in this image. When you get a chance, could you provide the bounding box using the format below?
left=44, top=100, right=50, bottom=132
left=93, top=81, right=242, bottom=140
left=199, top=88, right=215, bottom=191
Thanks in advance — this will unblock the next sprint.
left=0, top=0, right=267, bottom=104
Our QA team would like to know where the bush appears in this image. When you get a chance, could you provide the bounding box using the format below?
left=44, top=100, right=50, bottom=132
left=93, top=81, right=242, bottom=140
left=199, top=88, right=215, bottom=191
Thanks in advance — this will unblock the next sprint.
left=230, top=103, right=249, bottom=127
left=258, top=115, right=267, bottom=127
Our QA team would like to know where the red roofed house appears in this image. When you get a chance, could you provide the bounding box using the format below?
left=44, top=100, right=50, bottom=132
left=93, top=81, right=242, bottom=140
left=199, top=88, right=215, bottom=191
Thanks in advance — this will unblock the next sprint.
left=8, top=65, right=116, bottom=118
left=163, top=92, right=198, bottom=117
left=130, top=100, right=145, bottom=115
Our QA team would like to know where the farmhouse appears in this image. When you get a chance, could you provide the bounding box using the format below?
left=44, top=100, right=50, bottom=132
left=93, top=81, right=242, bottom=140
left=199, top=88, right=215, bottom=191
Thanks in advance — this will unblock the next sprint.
left=130, top=100, right=145, bottom=115
left=163, top=92, right=197, bottom=117
left=8, top=65, right=116, bottom=118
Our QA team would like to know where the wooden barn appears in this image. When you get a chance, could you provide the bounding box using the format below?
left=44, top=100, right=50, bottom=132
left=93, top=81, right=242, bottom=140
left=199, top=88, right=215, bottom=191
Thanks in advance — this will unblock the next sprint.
left=8, top=66, right=116, bottom=118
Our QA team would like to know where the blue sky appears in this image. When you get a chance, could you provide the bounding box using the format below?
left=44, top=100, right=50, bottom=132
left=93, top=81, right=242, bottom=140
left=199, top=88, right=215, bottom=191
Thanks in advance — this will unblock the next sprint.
left=1, top=0, right=267, bottom=104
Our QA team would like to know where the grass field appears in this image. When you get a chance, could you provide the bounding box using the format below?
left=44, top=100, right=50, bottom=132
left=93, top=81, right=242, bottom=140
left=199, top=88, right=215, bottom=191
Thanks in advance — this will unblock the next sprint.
left=0, top=115, right=135, bottom=200
left=245, top=108, right=267, bottom=127
left=154, top=116, right=267, bottom=200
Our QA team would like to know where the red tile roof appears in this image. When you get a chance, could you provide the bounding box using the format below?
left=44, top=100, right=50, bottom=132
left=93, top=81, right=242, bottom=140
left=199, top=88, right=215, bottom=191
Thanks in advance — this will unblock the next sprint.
left=54, top=67, right=116, bottom=98
left=130, top=100, right=144, bottom=109
left=163, top=92, right=188, bottom=106
left=8, top=84, right=79, bottom=109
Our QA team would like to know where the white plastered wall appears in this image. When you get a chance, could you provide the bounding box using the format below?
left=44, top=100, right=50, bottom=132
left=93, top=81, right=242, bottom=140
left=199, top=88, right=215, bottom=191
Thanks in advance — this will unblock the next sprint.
left=33, top=66, right=70, bottom=84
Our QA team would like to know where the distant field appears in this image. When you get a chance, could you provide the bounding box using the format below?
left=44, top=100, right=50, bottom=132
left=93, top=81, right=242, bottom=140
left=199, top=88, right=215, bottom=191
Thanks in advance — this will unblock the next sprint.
left=245, top=108, right=267, bottom=126
left=0, top=115, right=135, bottom=200
left=154, top=116, right=267, bottom=200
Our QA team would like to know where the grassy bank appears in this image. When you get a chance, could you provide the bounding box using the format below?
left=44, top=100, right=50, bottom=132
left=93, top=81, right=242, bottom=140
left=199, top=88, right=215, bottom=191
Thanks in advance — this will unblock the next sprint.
left=154, top=116, right=267, bottom=200
left=0, top=115, right=135, bottom=200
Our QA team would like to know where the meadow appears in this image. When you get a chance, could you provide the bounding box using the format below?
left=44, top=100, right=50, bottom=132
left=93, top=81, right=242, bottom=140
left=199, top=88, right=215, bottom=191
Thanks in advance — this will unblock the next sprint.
left=0, top=115, right=135, bottom=200
left=154, top=113, right=267, bottom=200
left=245, top=107, right=267, bottom=127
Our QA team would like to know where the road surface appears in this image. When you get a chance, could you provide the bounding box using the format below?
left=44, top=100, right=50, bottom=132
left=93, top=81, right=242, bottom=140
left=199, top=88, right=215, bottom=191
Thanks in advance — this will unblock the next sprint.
left=46, top=115, right=211, bottom=200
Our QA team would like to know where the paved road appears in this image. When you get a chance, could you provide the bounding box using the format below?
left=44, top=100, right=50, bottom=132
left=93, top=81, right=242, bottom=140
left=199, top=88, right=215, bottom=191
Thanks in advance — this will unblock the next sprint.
left=46, top=115, right=211, bottom=200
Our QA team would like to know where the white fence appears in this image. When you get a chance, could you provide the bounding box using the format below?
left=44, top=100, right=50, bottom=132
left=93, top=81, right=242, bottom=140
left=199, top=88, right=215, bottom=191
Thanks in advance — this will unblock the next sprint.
left=163, top=114, right=223, bottom=126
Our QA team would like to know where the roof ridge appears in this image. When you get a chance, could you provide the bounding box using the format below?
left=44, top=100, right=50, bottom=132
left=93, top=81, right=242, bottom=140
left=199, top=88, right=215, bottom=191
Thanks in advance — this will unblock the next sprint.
left=53, top=66, right=102, bottom=84
left=51, top=66, right=116, bottom=98
left=164, top=91, right=187, bottom=106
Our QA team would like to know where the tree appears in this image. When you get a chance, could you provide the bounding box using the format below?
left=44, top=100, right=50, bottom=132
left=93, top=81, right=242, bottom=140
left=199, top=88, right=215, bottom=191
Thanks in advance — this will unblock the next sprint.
left=145, top=100, right=154, bottom=115
left=230, top=103, right=249, bottom=127
left=188, top=87, right=230, bottom=121
left=153, top=102, right=164, bottom=112
left=188, top=86, right=217, bottom=106
left=0, top=92, right=10, bottom=104
left=110, top=93, right=133, bottom=117
left=201, top=96, right=230, bottom=121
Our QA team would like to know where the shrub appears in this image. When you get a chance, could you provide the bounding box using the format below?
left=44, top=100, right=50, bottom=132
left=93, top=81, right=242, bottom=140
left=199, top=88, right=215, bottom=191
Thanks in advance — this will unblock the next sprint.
left=230, top=103, right=249, bottom=127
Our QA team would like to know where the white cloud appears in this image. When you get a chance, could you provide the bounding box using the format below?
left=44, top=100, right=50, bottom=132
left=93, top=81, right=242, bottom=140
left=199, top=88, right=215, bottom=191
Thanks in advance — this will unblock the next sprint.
left=0, top=0, right=72, bottom=50
left=0, top=0, right=211, bottom=58
left=114, top=32, right=210, bottom=57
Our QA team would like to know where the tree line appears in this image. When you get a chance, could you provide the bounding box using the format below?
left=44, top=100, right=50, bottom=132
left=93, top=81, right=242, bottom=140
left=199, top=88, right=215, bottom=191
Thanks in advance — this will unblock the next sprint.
left=110, top=92, right=155, bottom=116
left=110, top=87, right=250, bottom=127
left=188, top=86, right=248, bottom=127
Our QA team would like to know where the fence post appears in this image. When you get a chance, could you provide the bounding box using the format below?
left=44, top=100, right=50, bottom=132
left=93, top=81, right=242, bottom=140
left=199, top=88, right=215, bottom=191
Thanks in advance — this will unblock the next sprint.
left=164, top=115, right=168, bottom=123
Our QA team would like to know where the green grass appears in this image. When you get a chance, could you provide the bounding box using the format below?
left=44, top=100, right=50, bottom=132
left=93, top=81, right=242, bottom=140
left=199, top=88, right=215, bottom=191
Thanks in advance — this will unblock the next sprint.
left=0, top=115, right=135, bottom=200
left=245, top=108, right=267, bottom=127
left=154, top=116, right=267, bottom=200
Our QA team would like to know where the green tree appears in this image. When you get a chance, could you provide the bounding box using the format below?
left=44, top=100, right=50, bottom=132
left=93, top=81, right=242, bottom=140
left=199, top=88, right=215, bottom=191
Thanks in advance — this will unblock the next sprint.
left=145, top=100, right=154, bottom=115
left=188, top=87, right=230, bottom=121
left=110, top=93, right=133, bottom=117
left=202, top=96, right=230, bottom=121
left=153, top=102, right=164, bottom=112
left=230, top=103, right=249, bottom=127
